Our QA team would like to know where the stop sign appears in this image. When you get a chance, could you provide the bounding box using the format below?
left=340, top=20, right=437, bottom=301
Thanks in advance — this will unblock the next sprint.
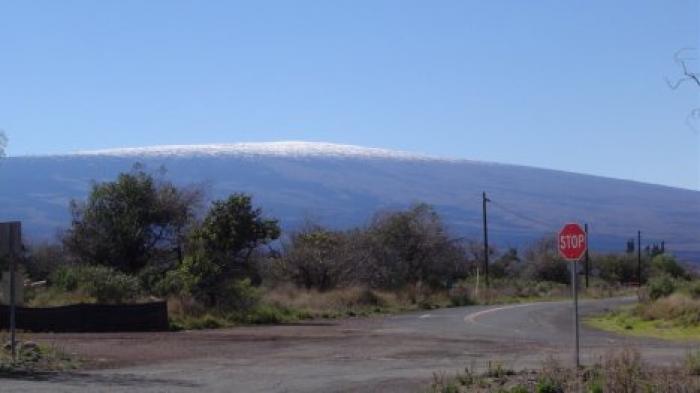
left=558, top=223, right=587, bottom=261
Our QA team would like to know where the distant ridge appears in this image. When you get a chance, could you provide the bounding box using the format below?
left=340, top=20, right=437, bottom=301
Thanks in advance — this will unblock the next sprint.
left=2, top=141, right=699, bottom=261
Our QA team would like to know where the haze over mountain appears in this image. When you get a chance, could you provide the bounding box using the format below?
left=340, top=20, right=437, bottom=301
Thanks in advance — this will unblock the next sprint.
left=1, top=141, right=698, bottom=260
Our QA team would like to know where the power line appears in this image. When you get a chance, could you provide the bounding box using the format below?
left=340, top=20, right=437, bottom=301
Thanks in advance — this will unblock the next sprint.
left=488, top=200, right=554, bottom=229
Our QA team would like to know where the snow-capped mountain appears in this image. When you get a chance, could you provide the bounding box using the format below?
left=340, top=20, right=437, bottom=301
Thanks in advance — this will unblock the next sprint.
left=71, top=141, right=434, bottom=161
left=2, top=142, right=699, bottom=260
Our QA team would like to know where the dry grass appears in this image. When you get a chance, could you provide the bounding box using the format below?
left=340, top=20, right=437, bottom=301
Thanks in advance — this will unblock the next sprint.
left=427, top=348, right=700, bottom=393
left=637, top=294, right=700, bottom=326
left=25, top=287, right=95, bottom=307
left=0, top=333, right=80, bottom=374
left=166, top=295, right=206, bottom=318
left=262, top=285, right=444, bottom=318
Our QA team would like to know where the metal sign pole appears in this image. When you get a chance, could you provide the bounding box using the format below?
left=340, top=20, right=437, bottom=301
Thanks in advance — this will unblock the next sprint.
left=559, top=223, right=586, bottom=369
left=1, top=222, right=21, bottom=363
left=9, top=251, right=16, bottom=363
left=572, top=260, right=580, bottom=368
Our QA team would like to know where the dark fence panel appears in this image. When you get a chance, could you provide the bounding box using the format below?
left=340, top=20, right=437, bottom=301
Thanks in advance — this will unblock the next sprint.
left=0, top=302, right=168, bottom=332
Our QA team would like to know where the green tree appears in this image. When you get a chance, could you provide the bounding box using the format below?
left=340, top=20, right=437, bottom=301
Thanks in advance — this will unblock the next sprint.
left=182, top=194, right=280, bottom=306
left=63, top=167, right=201, bottom=273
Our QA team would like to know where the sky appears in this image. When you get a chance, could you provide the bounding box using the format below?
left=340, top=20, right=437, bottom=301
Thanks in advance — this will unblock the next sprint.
left=0, top=0, right=698, bottom=190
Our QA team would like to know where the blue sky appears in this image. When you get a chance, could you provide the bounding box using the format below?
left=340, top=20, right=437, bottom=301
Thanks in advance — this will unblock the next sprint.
left=1, top=1, right=698, bottom=190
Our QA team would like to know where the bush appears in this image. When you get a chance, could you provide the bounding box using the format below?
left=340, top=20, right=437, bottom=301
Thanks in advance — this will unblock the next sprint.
left=217, top=278, right=261, bottom=312
left=277, top=226, right=356, bottom=290
left=603, top=347, right=642, bottom=392
left=152, top=269, right=189, bottom=297
left=595, top=254, right=640, bottom=284
left=25, top=243, right=69, bottom=281
left=536, top=378, right=563, bottom=393
left=509, top=385, right=529, bottom=393
left=637, top=293, right=700, bottom=326
left=51, top=266, right=80, bottom=292
left=651, top=254, right=687, bottom=279
left=689, top=281, right=700, bottom=300
left=648, top=275, right=676, bottom=300
left=355, top=288, right=383, bottom=307
left=51, top=265, right=140, bottom=304
left=686, top=350, right=700, bottom=376
left=449, top=287, right=474, bottom=307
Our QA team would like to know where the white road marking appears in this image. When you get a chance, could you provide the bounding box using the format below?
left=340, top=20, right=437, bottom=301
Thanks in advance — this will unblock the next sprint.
left=419, top=314, right=432, bottom=319
left=464, top=303, right=540, bottom=325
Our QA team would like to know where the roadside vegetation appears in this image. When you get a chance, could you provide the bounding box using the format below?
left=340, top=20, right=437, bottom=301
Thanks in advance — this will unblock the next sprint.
left=588, top=256, right=700, bottom=340
left=0, top=334, right=79, bottom=375
left=428, top=348, right=700, bottom=393
left=2, top=166, right=687, bottom=330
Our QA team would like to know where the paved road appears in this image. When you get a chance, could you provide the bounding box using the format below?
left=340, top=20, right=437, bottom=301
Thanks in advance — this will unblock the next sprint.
left=3, top=297, right=698, bottom=392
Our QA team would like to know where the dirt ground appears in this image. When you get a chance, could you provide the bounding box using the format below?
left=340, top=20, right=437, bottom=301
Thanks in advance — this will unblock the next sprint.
left=3, top=297, right=697, bottom=393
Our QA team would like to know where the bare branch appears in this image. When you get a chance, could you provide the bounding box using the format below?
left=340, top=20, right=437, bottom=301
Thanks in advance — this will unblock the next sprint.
left=666, top=48, right=700, bottom=134
left=0, top=130, right=7, bottom=158
left=666, top=47, right=700, bottom=89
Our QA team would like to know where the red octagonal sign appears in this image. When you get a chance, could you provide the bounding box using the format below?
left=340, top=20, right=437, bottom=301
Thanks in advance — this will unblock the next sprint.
left=558, top=223, right=587, bottom=261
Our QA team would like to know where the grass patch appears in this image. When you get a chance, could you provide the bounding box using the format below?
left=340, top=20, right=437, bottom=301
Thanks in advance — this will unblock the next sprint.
left=585, top=292, right=700, bottom=341
left=587, top=293, right=700, bottom=341
left=0, top=334, right=80, bottom=374
left=587, top=312, right=700, bottom=341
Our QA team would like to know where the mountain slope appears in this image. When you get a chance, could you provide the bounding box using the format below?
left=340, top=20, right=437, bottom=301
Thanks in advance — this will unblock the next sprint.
left=2, top=142, right=698, bottom=260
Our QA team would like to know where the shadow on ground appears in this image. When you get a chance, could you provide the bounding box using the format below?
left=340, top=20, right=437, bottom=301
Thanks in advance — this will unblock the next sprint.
left=0, top=371, right=201, bottom=389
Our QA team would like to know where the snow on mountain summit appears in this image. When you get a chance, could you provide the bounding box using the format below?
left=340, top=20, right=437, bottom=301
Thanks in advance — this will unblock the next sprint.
left=72, top=141, right=439, bottom=161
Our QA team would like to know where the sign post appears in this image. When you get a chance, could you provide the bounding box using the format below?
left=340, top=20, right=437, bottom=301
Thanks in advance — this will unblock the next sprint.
left=0, top=222, right=21, bottom=363
left=558, top=223, right=587, bottom=368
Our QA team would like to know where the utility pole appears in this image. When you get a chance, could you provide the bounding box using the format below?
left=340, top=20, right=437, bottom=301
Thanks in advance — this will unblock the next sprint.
left=584, top=223, right=589, bottom=288
left=482, top=192, right=490, bottom=289
left=637, top=230, right=642, bottom=285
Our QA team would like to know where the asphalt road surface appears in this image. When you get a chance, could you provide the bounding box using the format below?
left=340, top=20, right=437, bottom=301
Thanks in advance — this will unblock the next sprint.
left=3, top=297, right=698, bottom=392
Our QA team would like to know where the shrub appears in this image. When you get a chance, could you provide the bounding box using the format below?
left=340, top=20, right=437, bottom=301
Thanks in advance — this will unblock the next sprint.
left=84, top=271, right=140, bottom=303
left=51, top=265, right=140, bottom=303
left=637, top=294, right=700, bottom=326
left=51, top=266, right=80, bottom=291
left=587, top=380, right=604, bottom=393
left=536, top=377, right=563, bottom=393
left=603, top=348, right=643, bottom=393
left=688, top=281, right=700, bottom=299
left=686, top=350, right=700, bottom=376
left=25, top=243, right=69, bottom=281
left=278, top=226, right=356, bottom=290
left=509, top=386, right=529, bottom=393
left=595, top=254, right=640, bottom=284
left=217, top=278, right=261, bottom=312
left=182, top=314, right=226, bottom=330
left=356, top=288, right=383, bottom=307
left=651, top=254, right=687, bottom=279
left=152, top=269, right=189, bottom=297
left=648, top=275, right=676, bottom=300
left=449, top=287, right=474, bottom=307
